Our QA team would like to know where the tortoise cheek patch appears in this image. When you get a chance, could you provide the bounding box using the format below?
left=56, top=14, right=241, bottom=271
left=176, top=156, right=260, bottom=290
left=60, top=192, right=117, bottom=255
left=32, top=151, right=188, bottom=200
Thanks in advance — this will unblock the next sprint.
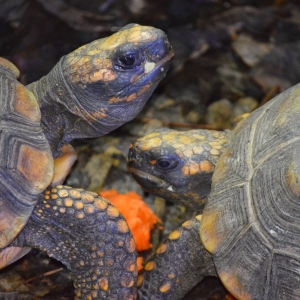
left=17, top=145, right=53, bottom=194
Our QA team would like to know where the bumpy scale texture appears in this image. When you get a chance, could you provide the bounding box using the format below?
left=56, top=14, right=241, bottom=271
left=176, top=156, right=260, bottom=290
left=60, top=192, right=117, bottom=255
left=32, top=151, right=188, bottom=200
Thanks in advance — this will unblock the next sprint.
left=128, top=128, right=228, bottom=210
left=137, top=216, right=216, bottom=299
left=11, top=186, right=138, bottom=300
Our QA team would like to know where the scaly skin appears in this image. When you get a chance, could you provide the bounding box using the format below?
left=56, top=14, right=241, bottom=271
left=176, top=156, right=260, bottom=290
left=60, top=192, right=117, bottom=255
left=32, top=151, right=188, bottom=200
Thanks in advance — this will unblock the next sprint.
left=137, top=216, right=216, bottom=300
left=0, top=24, right=173, bottom=299
left=128, top=128, right=229, bottom=299
left=129, top=84, right=300, bottom=300
left=27, top=24, right=174, bottom=157
left=7, top=186, right=138, bottom=300
left=128, top=128, right=229, bottom=210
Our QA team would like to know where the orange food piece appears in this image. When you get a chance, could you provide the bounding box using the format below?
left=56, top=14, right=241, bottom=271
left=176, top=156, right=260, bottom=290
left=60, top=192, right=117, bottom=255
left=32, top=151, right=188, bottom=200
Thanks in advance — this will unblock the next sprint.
left=99, top=189, right=160, bottom=251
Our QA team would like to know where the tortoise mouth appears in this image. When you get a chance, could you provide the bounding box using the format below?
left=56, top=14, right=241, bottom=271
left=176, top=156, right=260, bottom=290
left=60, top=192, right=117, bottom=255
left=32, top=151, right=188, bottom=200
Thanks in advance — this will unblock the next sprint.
left=128, top=167, right=171, bottom=190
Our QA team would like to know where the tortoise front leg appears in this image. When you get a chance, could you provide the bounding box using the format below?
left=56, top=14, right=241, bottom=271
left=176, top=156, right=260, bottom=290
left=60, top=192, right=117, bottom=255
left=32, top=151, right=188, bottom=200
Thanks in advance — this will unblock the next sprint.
left=137, top=216, right=216, bottom=300
left=9, top=186, right=138, bottom=300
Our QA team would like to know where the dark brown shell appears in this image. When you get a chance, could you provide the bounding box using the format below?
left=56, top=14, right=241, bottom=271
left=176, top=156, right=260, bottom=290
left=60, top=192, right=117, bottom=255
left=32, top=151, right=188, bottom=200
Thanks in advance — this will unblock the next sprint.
left=201, top=83, right=300, bottom=300
left=0, top=58, right=53, bottom=248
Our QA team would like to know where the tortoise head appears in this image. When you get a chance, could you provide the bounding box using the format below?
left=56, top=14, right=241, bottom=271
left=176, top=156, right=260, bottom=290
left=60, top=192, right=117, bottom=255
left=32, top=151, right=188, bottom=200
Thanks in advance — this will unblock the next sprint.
left=0, top=58, right=53, bottom=248
left=127, top=128, right=228, bottom=211
left=60, top=24, right=174, bottom=136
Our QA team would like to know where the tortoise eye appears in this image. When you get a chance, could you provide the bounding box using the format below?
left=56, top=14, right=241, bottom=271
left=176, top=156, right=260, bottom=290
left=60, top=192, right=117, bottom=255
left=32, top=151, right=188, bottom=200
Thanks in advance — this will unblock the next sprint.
left=155, top=156, right=180, bottom=170
left=114, top=52, right=143, bottom=70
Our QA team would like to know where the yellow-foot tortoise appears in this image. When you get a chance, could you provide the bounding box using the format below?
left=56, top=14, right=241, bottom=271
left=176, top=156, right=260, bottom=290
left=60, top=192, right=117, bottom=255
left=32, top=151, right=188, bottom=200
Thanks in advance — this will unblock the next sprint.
left=128, top=84, right=300, bottom=300
left=0, top=24, right=173, bottom=299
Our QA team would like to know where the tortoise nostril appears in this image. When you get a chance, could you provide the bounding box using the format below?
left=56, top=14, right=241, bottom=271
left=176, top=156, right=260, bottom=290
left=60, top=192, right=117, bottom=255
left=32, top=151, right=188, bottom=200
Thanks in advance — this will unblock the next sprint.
left=128, top=147, right=140, bottom=162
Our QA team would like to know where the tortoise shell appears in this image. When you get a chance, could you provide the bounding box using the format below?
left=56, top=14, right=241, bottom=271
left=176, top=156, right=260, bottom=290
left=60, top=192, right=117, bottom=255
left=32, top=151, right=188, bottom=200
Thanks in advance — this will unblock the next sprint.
left=0, top=58, right=53, bottom=248
left=200, top=83, right=300, bottom=300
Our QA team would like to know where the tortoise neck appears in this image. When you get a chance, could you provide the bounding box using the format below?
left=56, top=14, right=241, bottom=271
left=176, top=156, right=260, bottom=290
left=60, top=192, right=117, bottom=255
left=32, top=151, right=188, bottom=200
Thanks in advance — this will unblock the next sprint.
left=26, top=59, right=103, bottom=157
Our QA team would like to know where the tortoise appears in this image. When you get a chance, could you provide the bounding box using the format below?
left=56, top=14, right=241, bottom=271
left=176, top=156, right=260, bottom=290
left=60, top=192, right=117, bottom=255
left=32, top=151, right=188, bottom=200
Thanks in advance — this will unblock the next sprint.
left=0, top=23, right=173, bottom=299
left=127, top=83, right=300, bottom=300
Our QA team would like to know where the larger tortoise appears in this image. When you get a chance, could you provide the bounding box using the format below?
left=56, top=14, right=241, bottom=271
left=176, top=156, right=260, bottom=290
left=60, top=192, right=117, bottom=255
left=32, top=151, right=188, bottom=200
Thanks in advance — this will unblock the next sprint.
left=128, top=84, right=300, bottom=299
left=0, top=24, right=173, bottom=299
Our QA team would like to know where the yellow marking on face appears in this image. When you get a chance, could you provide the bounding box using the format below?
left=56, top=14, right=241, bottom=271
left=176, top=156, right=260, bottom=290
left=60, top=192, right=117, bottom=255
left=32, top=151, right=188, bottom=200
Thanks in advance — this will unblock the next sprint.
left=140, top=138, right=162, bottom=151
left=45, top=204, right=50, bottom=209
left=149, top=160, right=156, bottom=165
left=126, top=93, right=137, bottom=102
left=182, top=165, right=189, bottom=176
left=161, top=132, right=181, bottom=141
left=168, top=230, right=181, bottom=240
left=144, top=261, right=155, bottom=271
left=219, top=271, right=251, bottom=300
left=190, top=162, right=200, bottom=175
left=107, top=206, right=120, bottom=217
left=156, top=243, right=167, bottom=254
left=193, top=146, right=204, bottom=155
left=200, top=161, right=214, bottom=173
left=159, top=281, right=171, bottom=293
left=137, top=84, right=150, bottom=96
left=117, top=220, right=129, bottom=233
left=192, top=134, right=207, bottom=141
left=99, top=277, right=108, bottom=291
left=108, top=96, right=124, bottom=104
left=177, top=136, right=194, bottom=145
left=210, top=148, right=220, bottom=156
left=89, top=69, right=116, bottom=82
left=45, top=195, right=50, bottom=200
left=94, top=199, right=108, bottom=210
left=138, top=132, right=161, bottom=140
left=183, top=148, right=194, bottom=158
left=168, top=273, right=175, bottom=279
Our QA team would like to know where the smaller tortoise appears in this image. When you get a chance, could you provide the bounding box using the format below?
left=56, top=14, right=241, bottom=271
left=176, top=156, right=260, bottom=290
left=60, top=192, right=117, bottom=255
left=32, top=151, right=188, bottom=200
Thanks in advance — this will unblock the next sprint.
left=0, top=24, right=173, bottom=299
left=128, top=84, right=300, bottom=300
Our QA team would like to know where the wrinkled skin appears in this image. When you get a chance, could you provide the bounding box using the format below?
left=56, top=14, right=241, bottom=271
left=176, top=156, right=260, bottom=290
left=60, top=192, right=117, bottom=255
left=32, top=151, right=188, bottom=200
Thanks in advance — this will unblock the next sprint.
left=0, top=24, right=173, bottom=299
left=128, top=84, right=300, bottom=300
